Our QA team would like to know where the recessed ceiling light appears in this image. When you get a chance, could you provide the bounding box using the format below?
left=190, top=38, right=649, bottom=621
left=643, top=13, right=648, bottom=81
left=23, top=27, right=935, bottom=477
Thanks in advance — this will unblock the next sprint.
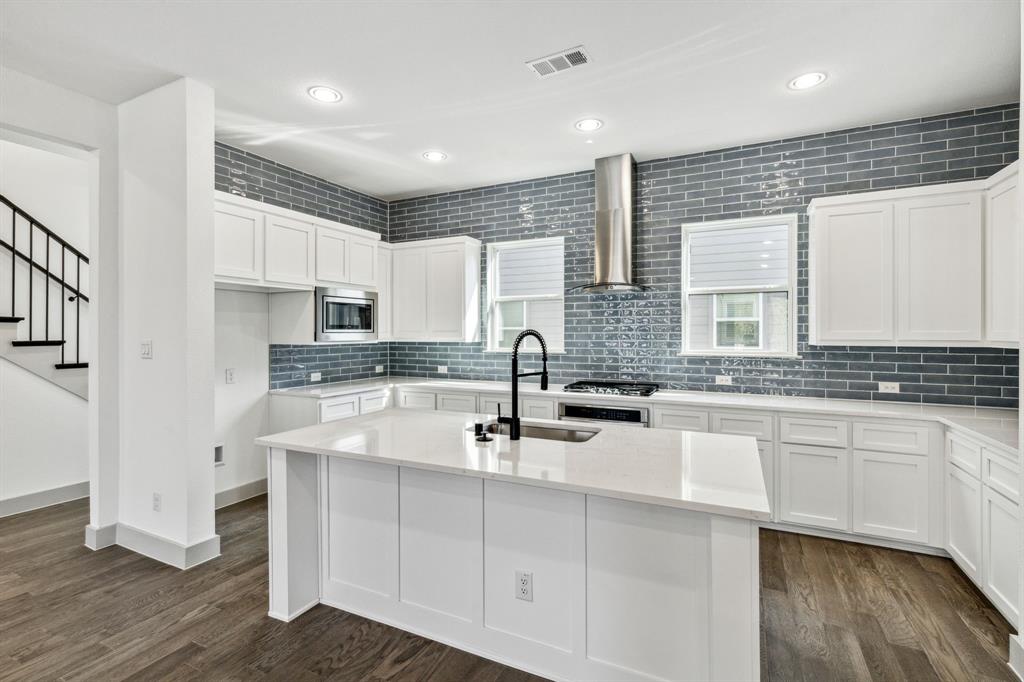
left=575, top=118, right=603, bottom=132
left=307, top=85, right=342, bottom=103
left=422, top=150, right=448, bottom=162
left=787, top=72, right=827, bottom=90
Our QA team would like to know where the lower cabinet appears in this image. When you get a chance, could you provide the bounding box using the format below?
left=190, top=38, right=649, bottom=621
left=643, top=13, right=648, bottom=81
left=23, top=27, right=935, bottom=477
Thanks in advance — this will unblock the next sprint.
left=852, top=450, right=929, bottom=543
left=982, top=486, right=1021, bottom=625
left=651, top=406, right=709, bottom=432
left=779, top=444, right=849, bottom=531
left=480, top=395, right=512, bottom=415
left=521, top=397, right=556, bottom=420
left=399, top=390, right=436, bottom=410
left=319, top=395, right=359, bottom=423
left=436, top=392, right=478, bottom=413
left=757, top=441, right=775, bottom=520
left=946, top=463, right=983, bottom=581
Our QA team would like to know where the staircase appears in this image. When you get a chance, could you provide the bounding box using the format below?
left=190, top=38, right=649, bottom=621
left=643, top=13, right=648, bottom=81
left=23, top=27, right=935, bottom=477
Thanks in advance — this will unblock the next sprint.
left=0, top=194, right=88, bottom=399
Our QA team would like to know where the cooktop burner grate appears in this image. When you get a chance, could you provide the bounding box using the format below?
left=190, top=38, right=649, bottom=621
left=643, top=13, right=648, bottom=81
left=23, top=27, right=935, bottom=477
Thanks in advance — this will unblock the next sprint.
left=562, top=380, right=660, bottom=397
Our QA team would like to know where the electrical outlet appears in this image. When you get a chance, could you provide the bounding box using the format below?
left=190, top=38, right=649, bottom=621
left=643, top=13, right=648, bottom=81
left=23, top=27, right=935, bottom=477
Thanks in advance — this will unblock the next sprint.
left=438, top=366, right=448, bottom=374
left=225, top=368, right=235, bottom=384
left=140, top=340, right=153, bottom=359
left=152, top=493, right=162, bottom=512
left=375, top=365, right=384, bottom=373
left=310, top=372, right=322, bottom=382
left=715, top=375, right=733, bottom=385
left=515, top=570, right=533, bottom=602
left=878, top=382, right=900, bottom=393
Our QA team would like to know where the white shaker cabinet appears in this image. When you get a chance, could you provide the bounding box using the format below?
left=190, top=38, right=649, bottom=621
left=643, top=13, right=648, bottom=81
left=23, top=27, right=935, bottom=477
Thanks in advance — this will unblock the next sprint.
left=391, top=237, right=481, bottom=342
left=985, top=163, right=1019, bottom=346
left=852, top=450, right=929, bottom=544
left=946, top=462, right=982, bottom=581
left=895, top=192, right=983, bottom=342
left=779, top=443, right=849, bottom=531
left=809, top=202, right=894, bottom=344
left=264, top=214, right=316, bottom=287
left=377, top=245, right=393, bottom=340
left=214, top=201, right=264, bottom=282
left=982, top=486, right=1020, bottom=626
left=316, top=226, right=378, bottom=289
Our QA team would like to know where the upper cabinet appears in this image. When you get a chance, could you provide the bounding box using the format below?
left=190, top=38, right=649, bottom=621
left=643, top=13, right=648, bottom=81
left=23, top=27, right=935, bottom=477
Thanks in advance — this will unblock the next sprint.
left=213, top=191, right=381, bottom=291
left=809, top=162, right=1019, bottom=348
left=985, top=164, right=1020, bottom=345
left=391, top=237, right=481, bottom=342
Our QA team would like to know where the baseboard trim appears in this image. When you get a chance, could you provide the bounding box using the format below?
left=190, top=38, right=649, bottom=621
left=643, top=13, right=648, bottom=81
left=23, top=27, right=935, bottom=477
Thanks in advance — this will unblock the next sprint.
left=760, top=521, right=949, bottom=557
left=215, top=478, right=267, bottom=509
left=268, top=598, right=319, bottom=623
left=116, top=522, right=221, bottom=570
left=0, top=481, right=89, bottom=518
left=84, top=522, right=117, bottom=550
left=1010, top=635, right=1024, bottom=680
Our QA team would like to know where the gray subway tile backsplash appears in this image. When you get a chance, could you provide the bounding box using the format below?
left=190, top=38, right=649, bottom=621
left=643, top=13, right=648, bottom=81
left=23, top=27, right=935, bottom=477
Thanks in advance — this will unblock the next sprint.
left=222, top=105, right=1019, bottom=406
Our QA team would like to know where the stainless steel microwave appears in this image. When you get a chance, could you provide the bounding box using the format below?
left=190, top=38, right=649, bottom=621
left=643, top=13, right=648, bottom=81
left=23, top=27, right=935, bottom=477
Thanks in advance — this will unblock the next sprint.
left=315, top=287, right=377, bottom=342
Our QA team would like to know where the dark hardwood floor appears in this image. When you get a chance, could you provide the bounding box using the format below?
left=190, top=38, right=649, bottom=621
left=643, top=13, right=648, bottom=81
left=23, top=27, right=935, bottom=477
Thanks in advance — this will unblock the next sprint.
left=0, top=496, right=1016, bottom=681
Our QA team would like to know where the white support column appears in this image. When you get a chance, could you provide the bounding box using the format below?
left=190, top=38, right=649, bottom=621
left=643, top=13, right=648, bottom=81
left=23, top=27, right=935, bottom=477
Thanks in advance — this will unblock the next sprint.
left=116, top=77, right=218, bottom=568
left=267, top=447, right=320, bottom=621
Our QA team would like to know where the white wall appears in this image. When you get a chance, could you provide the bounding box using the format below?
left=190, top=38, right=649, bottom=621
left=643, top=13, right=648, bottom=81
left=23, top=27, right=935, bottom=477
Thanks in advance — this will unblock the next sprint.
left=0, top=139, right=90, bottom=253
left=215, top=289, right=269, bottom=494
left=0, top=66, right=120, bottom=539
left=118, top=77, right=216, bottom=552
left=0, top=358, right=87, bottom=501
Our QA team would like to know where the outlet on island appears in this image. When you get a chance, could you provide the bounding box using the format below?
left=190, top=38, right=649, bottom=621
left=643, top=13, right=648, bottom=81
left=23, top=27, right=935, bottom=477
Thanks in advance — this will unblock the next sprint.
left=515, top=570, right=533, bottom=602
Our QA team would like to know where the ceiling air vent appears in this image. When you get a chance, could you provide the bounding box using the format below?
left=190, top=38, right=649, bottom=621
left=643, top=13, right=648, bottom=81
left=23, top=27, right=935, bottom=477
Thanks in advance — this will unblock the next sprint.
left=526, top=46, right=591, bottom=79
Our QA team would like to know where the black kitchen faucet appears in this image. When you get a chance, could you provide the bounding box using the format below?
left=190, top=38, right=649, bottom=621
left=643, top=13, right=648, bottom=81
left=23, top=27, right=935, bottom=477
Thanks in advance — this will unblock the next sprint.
left=496, top=329, right=549, bottom=440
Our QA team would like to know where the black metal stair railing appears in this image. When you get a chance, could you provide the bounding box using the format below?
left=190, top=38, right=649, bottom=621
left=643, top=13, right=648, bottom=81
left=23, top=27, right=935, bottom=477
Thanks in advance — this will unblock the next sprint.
left=0, top=194, right=89, bottom=368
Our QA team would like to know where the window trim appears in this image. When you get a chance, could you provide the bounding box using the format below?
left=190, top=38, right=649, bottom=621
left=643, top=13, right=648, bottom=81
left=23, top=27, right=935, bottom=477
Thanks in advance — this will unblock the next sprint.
left=486, top=236, right=566, bottom=353
left=680, top=214, right=799, bottom=358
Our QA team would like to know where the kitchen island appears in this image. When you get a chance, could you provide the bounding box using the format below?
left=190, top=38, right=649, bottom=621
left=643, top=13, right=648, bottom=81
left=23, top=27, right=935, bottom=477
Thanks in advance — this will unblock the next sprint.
left=256, top=408, right=770, bottom=682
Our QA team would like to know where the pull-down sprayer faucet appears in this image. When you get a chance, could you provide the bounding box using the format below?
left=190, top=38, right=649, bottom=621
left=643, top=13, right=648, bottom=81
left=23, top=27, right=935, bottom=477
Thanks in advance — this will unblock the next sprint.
left=497, top=329, right=549, bottom=440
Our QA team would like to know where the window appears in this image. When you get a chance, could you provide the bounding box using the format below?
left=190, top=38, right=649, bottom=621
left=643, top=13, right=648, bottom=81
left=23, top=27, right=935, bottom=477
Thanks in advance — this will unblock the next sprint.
left=486, top=237, right=565, bottom=352
left=682, top=215, right=797, bottom=356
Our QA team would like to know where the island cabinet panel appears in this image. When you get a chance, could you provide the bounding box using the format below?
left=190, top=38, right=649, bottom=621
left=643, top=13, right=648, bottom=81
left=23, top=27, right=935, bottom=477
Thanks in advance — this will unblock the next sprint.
left=321, top=458, right=398, bottom=600
left=399, top=469, right=482, bottom=623
left=483, top=481, right=584, bottom=654
left=586, top=496, right=711, bottom=682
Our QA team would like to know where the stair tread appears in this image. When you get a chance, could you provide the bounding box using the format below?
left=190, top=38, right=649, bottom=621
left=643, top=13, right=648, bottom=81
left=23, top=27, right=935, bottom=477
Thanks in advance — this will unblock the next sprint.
left=55, top=362, right=88, bottom=369
left=12, top=340, right=66, bottom=347
left=0, top=316, right=24, bottom=323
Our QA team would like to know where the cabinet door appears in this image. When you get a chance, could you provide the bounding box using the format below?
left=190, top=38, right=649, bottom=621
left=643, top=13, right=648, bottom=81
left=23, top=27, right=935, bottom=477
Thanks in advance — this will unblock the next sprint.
left=852, top=450, right=929, bottom=543
left=896, top=193, right=983, bottom=341
left=521, top=398, right=555, bottom=420
left=315, top=226, right=349, bottom=284
left=265, top=215, right=316, bottom=286
left=214, top=202, right=264, bottom=281
left=985, top=173, right=1019, bottom=344
left=983, top=487, right=1020, bottom=626
left=392, top=248, right=428, bottom=339
left=811, top=203, right=894, bottom=343
left=651, top=406, right=709, bottom=432
left=348, top=236, right=378, bottom=287
left=779, top=444, right=849, bottom=531
left=426, top=245, right=466, bottom=339
left=377, top=248, right=392, bottom=341
left=946, top=464, right=982, bottom=581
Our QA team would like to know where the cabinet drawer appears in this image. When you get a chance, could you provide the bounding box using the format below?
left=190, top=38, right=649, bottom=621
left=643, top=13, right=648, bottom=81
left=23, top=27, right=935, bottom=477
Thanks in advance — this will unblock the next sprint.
left=852, top=422, right=930, bottom=456
left=479, top=395, right=513, bottom=416
left=521, top=398, right=555, bottom=420
left=983, top=447, right=1020, bottom=503
left=359, top=391, right=390, bottom=415
left=319, top=396, right=359, bottom=423
left=436, top=392, right=478, bottom=413
left=780, top=416, right=849, bottom=447
left=651, top=407, right=709, bottom=432
left=711, top=412, right=773, bottom=440
left=947, top=432, right=982, bottom=478
left=399, top=391, right=436, bottom=410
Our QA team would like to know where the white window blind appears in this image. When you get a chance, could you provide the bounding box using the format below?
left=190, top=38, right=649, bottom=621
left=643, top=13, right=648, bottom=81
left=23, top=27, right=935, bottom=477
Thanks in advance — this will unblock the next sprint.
left=682, top=216, right=796, bottom=356
left=487, top=238, right=565, bottom=352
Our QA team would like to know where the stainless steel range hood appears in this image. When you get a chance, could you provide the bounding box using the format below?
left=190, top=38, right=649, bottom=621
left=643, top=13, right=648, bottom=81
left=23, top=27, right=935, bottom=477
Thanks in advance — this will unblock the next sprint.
left=570, top=153, right=647, bottom=293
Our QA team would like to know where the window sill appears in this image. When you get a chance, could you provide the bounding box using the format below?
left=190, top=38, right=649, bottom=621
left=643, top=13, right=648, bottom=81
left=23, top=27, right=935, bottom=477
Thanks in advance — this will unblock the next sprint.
left=677, top=351, right=801, bottom=360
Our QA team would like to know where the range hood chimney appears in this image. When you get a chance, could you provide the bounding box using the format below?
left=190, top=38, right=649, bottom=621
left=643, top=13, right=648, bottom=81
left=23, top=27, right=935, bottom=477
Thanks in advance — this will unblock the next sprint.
left=570, top=153, right=647, bottom=293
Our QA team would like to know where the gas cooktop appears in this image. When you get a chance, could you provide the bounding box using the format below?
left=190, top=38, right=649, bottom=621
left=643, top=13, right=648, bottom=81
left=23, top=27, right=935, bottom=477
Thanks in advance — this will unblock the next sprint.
left=562, top=380, right=660, bottom=397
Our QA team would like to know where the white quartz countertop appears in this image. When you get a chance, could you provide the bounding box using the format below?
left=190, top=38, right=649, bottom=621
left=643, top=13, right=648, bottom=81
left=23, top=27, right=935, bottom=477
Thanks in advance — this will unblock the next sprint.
left=256, top=408, right=772, bottom=522
left=269, top=376, right=1019, bottom=451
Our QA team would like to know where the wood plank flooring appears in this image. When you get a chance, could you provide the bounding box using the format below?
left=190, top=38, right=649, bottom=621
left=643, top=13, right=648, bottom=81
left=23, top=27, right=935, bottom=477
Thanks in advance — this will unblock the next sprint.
left=0, top=496, right=1015, bottom=681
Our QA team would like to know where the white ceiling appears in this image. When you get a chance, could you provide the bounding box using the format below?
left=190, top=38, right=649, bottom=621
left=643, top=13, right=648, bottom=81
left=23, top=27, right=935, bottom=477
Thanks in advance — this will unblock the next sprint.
left=1, top=1, right=1018, bottom=200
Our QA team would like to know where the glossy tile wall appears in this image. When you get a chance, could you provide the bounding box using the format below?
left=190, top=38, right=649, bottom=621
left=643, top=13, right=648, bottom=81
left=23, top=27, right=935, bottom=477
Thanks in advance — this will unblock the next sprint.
left=388, top=105, right=1020, bottom=407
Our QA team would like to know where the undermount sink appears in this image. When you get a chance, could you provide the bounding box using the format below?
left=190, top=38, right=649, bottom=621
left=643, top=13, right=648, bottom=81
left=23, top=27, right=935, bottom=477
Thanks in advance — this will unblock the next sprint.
left=471, top=421, right=600, bottom=443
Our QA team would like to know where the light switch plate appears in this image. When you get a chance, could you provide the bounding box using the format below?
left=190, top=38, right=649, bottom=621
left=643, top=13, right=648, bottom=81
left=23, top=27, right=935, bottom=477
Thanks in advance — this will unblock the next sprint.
left=225, top=368, right=235, bottom=384
left=310, top=372, right=322, bottom=382
left=878, top=382, right=900, bottom=393
left=140, top=340, right=153, bottom=360
left=715, top=375, right=733, bottom=385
